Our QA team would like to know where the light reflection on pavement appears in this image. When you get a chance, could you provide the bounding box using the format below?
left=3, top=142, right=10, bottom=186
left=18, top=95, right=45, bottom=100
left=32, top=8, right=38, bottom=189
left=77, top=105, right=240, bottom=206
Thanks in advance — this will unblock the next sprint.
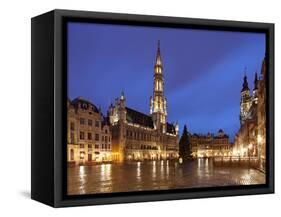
left=67, top=158, right=265, bottom=195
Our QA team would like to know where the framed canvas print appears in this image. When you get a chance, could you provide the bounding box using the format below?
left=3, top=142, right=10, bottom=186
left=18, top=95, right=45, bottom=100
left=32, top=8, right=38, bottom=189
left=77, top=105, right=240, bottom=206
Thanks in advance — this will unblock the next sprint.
left=31, top=9, right=274, bottom=207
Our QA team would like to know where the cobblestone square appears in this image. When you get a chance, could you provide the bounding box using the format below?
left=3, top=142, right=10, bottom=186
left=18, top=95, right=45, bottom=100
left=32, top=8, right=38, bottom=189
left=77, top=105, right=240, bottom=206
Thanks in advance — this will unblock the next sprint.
left=67, top=159, right=265, bottom=195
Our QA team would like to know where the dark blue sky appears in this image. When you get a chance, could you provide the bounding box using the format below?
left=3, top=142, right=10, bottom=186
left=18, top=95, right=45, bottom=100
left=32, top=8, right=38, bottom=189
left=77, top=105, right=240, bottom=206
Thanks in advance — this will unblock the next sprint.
left=67, top=22, right=265, bottom=141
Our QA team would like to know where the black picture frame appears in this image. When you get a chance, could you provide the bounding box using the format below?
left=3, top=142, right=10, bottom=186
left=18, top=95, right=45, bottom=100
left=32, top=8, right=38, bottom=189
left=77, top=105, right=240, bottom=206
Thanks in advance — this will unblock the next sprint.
left=31, top=9, right=274, bottom=207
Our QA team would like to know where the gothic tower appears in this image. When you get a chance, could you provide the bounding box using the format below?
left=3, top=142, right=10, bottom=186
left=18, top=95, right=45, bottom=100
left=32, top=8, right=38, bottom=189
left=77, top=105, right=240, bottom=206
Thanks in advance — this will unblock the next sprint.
left=240, top=69, right=252, bottom=125
left=150, top=41, right=167, bottom=132
left=253, top=72, right=259, bottom=104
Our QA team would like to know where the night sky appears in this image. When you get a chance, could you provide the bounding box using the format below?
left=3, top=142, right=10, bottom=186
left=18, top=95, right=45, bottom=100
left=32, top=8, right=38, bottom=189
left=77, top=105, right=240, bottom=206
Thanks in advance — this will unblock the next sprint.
left=67, top=22, right=265, bottom=142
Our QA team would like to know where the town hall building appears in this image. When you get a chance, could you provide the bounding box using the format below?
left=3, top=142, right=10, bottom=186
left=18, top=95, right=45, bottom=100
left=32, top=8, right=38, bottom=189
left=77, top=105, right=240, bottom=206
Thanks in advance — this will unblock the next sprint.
left=108, top=41, right=179, bottom=162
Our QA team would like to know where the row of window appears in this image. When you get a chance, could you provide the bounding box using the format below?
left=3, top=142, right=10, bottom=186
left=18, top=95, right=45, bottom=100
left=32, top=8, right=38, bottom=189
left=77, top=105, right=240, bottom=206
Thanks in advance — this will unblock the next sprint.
left=191, top=139, right=229, bottom=145
left=126, top=144, right=158, bottom=150
left=70, top=120, right=110, bottom=130
left=79, top=118, right=100, bottom=127
left=195, top=146, right=230, bottom=150
left=69, top=133, right=111, bottom=143
left=79, top=143, right=111, bottom=150
left=70, top=121, right=109, bottom=133
left=79, top=132, right=110, bottom=142
left=141, top=145, right=158, bottom=150
left=126, top=130, right=153, bottom=141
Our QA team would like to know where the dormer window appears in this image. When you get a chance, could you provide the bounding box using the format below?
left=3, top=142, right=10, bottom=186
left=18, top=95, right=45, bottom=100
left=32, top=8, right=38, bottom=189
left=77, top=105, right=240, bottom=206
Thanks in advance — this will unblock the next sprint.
left=81, top=103, right=88, bottom=109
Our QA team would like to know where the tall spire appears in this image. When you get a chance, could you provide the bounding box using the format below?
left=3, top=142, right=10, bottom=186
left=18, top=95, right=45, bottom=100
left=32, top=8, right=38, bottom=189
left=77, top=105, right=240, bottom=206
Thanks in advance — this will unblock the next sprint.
left=261, top=55, right=266, bottom=79
left=254, top=72, right=258, bottom=90
left=156, top=40, right=162, bottom=66
left=242, top=75, right=249, bottom=91
left=241, top=67, right=249, bottom=92
left=151, top=40, right=167, bottom=131
left=120, top=90, right=125, bottom=100
left=240, top=68, right=252, bottom=125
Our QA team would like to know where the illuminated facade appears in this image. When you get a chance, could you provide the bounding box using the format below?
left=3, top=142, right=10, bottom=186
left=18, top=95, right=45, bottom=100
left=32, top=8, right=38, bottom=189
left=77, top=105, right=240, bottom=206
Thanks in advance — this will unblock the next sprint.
left=108, top=41, right=179, bottom=162
left=233, top=56, right=267, bottom=170
left=190, top=129, right=232, bottom=158
left=67, top=97, right=112, bottom=164
left=257, top=58, right=266, bottom=169
left=240, top=70, right=253, bottom=125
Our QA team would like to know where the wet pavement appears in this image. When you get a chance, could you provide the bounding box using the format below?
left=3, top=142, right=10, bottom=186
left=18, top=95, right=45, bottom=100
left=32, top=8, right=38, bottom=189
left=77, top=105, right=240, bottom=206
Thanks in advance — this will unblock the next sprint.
left=67, top=158, right=266, bottom=195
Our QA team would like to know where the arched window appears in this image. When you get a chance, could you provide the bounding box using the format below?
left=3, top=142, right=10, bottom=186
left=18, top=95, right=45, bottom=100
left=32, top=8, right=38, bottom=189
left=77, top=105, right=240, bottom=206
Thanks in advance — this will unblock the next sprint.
left=155, top=80, right=158, bottom=91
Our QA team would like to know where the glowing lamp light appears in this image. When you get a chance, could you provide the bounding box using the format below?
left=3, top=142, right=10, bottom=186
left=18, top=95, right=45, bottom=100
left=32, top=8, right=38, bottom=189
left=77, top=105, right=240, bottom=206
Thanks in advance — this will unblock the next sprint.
left=257, top=135, right=262, bottom=144
left=248, top=143, right=253, bottom=150
left=179, top=158, right=183, bottom=164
